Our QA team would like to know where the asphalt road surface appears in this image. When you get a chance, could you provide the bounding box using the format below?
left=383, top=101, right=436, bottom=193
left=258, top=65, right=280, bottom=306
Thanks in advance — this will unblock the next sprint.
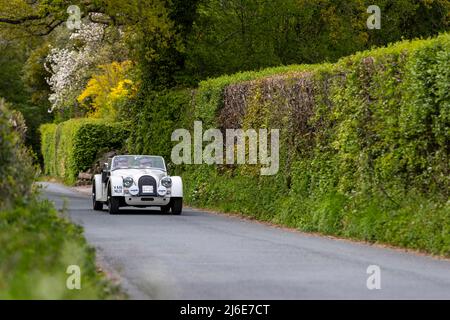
left=41, top=182, right=450, bottom=299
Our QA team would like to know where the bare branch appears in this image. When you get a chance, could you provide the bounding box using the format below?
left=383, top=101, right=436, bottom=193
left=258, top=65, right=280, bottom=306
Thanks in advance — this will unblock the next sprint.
left=0, top=12, right=50, bottom=25
left=33, top=19, right=65, bottom=36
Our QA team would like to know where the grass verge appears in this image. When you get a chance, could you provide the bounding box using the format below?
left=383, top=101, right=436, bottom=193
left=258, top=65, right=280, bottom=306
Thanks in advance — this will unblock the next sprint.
left=0, top=196, right=124, bottom=299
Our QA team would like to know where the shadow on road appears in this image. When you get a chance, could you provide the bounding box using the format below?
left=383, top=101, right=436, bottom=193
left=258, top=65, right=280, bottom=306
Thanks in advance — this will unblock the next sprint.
left=98, top=207, right=184, bottom=216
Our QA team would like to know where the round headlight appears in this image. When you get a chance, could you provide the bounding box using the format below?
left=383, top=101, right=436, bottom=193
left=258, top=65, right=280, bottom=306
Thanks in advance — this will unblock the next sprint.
left=161, top=177, right=172, bottom=188
left=123, top=176, right=134, bottom=188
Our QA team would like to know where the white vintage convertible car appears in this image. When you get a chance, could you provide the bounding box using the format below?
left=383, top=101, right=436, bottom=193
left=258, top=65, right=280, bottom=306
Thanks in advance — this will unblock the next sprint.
left=92, top=155, right=183, bottom=215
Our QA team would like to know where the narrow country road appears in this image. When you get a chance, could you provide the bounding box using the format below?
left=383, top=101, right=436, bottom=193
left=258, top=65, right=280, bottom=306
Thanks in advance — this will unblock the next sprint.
left=40, top=182, right=450, bottom=299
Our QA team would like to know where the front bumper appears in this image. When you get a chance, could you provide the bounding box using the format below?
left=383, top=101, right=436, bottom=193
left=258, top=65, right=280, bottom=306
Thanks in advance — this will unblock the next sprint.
left=124, top=196, right=170, bottom=206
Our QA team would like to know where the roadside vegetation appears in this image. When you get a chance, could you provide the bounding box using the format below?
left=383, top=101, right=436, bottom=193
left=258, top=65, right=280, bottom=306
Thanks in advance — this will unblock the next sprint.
left=0, top=101, right=120, bottom=299
left=129, top=34, right=450, bottom=256
left=1, top=0, right=449, bottom=273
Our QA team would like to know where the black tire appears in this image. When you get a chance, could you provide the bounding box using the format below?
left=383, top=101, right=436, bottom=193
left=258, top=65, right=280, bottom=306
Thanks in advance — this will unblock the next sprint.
left=160, top=205, right=171, bottom=214
left=92, top=184, right=103, bottom=211
left=171, top=197, right=183, bottom=215
left=108, top=195, right=120, bottom=215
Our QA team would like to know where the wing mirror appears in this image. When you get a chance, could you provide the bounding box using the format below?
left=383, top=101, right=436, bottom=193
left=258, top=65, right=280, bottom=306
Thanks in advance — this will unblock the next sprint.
left=102, top=163, right=109, bottom=183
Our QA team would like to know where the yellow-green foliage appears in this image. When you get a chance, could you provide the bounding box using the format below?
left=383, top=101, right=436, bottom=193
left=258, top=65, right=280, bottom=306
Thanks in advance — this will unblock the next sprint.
left=127, top=33, right=450, bottom=255
left=40, top=119, right=129, bottom=184
left=78, top=61, right=137, bottom=121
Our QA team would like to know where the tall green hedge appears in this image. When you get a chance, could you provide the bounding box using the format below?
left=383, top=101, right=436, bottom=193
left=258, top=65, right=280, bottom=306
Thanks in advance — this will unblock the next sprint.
left=126, top=33, right=450, bottom=256
left=40, top=119, right=129, bottom=184
left=127, top=89, right=193, bottom=167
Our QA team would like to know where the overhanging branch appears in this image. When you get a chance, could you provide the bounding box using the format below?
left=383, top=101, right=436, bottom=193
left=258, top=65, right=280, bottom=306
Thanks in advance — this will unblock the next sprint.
left=0, top=12, right=50, bottom=25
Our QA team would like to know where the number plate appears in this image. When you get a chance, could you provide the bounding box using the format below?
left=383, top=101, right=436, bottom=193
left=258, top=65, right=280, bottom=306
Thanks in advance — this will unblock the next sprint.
left=142, top=185, right=153, bottom=194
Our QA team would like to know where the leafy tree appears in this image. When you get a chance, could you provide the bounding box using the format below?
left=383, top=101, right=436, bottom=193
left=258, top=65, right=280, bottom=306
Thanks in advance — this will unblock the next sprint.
left=22, top=43, right=52, bottom=107
left=77, top=60, right=137, bottom=120
left=0, top=35, right=30, bottom=105
left=184, top=0, right=450, bottom=80
left=0, top=30, right=53, bottom=161
left=132, top=0, right=199, bottom=91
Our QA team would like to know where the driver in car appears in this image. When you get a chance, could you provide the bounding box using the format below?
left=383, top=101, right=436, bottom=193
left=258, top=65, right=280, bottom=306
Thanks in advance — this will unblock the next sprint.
left=138, top=157, right=152, bottom=168
left=114, top=157, right=129, bottom=168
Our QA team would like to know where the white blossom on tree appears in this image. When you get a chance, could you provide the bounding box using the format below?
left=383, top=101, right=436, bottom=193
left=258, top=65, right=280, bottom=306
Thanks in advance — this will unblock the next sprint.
left=45, top=19, right=105, bottom=112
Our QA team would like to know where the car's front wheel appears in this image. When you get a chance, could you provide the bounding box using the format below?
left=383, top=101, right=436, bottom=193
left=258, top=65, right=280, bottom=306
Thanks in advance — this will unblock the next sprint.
left=108, top=195, right=120, bottom=215
left=160, top=204, right=170, bottom=214
left=92, top=184, right=103, bottom=211
left=171, top=197, right=183, bottom=215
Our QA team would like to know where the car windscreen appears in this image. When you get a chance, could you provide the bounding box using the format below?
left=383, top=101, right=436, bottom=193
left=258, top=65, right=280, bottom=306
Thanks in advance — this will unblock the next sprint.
left=112, top=156, right=165, bottom=170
